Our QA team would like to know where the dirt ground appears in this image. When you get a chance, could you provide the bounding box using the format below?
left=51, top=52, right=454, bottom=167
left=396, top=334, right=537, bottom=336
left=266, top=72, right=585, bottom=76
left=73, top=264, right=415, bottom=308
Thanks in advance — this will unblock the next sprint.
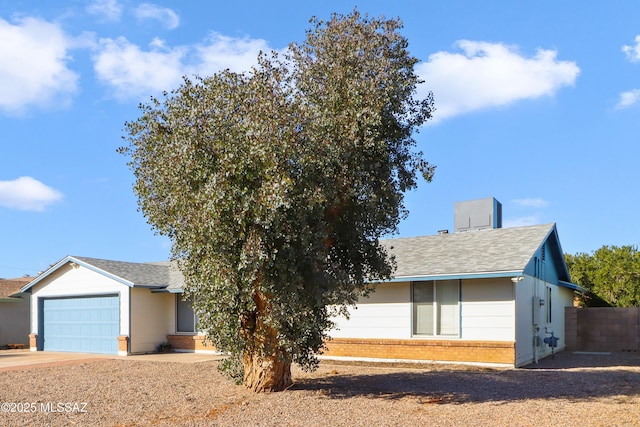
left=0, top=350, right=638, bottom=426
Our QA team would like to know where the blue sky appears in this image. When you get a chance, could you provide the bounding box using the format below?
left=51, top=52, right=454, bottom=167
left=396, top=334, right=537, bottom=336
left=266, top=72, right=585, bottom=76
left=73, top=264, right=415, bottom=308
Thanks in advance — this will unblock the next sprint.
left=1, top=1, right=639, bottom=278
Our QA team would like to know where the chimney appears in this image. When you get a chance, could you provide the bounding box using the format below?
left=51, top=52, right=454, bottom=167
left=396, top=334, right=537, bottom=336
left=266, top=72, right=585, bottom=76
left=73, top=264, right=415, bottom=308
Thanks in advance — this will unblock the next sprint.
left=454, top=198, right=502, bottom=233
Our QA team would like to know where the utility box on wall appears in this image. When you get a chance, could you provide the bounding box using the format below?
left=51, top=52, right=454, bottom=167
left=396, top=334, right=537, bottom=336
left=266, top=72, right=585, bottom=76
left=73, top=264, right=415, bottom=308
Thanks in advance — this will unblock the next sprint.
left=454, top=198, right=502, bottom=233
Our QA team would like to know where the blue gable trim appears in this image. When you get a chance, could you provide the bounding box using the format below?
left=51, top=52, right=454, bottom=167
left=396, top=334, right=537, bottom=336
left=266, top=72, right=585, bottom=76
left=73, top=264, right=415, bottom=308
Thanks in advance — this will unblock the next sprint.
left=559, top=280, right=588, bottom=293
left=523, top=224, right=572, bottom=284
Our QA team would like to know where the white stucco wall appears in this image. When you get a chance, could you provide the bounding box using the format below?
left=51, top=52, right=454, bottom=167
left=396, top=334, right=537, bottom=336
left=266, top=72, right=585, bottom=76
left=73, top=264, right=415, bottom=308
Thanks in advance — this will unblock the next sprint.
left=549, top=284, right=573, bottom=351
left=29, top=263, right=131, bottom=337
left=514, top=275, right=574, bottom=366
left=330, top=282, right=411, bottom=339
left=460, top=278, right=514, bottom=341
left=330, top=278, right=517, bottom=342
left=514, top=275, right=536, bottom=366
left=130, top=288, right=173, bottom=353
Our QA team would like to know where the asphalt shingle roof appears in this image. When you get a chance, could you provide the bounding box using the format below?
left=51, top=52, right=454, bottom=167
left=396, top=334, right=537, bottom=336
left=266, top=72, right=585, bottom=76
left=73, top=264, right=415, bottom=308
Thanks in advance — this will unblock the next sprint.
left=73, top=257, right=183, bottom=288
left=381, top=223, right=554, bottom=278
left=146, top=261, right=185, bottom=291
left=26, top=223, right=554, bottom=292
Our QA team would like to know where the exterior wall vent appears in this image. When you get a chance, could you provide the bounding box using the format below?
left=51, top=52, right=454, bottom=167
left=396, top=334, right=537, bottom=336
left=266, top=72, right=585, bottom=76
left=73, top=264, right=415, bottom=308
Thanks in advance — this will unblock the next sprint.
left=454, top=198, right=502, bottom=233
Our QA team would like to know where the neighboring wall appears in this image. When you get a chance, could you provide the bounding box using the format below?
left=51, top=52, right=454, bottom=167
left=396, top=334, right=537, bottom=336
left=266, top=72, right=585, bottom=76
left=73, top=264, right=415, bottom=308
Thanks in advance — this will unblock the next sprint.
left=0, top=296, right=30, bottom=346
left=565, top=307, right=640, bottom=352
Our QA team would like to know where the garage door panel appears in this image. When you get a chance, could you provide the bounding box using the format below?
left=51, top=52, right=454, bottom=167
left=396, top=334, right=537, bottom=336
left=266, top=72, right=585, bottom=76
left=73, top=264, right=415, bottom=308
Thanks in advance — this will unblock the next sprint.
left=42, top=295, right=120, bottom=355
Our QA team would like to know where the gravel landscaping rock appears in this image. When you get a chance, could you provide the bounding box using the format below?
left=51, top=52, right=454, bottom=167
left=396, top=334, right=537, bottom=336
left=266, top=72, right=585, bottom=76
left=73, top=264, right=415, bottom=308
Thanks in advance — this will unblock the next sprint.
left=0, top=351, right=638, bottom=426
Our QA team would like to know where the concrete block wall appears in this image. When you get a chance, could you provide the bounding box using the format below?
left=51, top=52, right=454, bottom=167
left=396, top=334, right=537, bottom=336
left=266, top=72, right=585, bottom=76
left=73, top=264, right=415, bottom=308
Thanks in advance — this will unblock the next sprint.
left=565, top=307, right=640, bottom=352
left=564, top=307, right=578, bottom=350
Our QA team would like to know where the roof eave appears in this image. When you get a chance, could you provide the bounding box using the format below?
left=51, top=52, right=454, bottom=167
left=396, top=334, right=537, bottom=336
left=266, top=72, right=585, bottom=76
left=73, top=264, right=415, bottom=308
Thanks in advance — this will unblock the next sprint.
left=558, top=280, right=588, bottom=293
left=382, top=270, right=524, bottom=283
left=150, top=288, right=183, bottom=293
left=135, top=284, right=170, bottom=290
left=0, top=297, right=24, bottom=303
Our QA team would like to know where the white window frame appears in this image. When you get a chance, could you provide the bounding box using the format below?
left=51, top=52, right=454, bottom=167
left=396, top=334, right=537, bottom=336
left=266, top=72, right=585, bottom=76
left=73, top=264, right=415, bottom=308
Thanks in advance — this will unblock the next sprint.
left=412, top=280, right=461, bottom=337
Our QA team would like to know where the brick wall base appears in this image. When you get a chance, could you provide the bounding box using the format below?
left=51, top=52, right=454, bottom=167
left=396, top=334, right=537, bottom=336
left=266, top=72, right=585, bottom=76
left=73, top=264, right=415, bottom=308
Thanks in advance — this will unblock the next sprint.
left=166, top=334, right=215, bottom=352
left=117, top=335, right=129, bottom=356
left=323, top=338, right=515, bottom=365
left=29, top=333, right=38, bottom=352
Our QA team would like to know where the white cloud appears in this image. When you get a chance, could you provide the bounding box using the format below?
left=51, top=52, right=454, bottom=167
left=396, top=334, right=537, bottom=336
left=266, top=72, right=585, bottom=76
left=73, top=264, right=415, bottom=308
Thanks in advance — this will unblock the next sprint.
left=416, top=40, right=580, bottom=122
left=92, top=33, right=271, bottom=100
left=134, top=3, right=180, bottom=30
left=512, top=198, right=550, bottom=208
left=192, top=32, right=272, bottom=75
left=0, top=177, right=63, bottom=211
left=622, top=35, right=640, bottom=62
left=617, top=37, right=640, bottom=109
left=502, top=215, right=541, bottom=228
left=93, top=37, right=186, bottom=99
left=87, top=0, right=122, bottom=22
left=0, top=17, right=78, bottom=115
left=616, top=89, right=640, bottom=109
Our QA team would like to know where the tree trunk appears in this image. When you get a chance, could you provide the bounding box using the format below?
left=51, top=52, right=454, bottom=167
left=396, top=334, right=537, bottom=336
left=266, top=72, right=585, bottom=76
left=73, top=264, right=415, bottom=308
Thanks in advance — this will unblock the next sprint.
left=240, top=288, right=293, bottom=392
left=242, top=351, right=292, bottom=392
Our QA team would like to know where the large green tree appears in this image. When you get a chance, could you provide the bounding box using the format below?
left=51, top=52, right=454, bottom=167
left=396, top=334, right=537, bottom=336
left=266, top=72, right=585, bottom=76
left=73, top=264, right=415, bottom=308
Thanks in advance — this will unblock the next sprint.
left=120, top=10, right=434, bottom=392
left=566, top=245, right=640, bottom=307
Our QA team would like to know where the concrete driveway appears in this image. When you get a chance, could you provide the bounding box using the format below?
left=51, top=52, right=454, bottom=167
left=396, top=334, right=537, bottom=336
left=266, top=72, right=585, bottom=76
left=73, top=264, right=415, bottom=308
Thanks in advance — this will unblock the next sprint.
left=0, top=350, right=225, bottom=371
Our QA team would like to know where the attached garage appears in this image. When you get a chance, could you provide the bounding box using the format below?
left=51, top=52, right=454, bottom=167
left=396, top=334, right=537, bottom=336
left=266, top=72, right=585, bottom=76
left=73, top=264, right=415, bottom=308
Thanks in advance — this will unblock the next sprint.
left=22, top=255, right=188, bottom=356
left=40, top=295, right=120, bottom=354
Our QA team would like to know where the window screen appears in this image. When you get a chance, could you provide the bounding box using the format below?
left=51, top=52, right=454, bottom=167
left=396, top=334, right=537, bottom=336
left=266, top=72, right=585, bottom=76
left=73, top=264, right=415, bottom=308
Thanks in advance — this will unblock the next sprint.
left=437, top=280, right=460, bottom=336
left=413, top=281, right=434, bottom=335
left=413, top=280, right=460, bottom=337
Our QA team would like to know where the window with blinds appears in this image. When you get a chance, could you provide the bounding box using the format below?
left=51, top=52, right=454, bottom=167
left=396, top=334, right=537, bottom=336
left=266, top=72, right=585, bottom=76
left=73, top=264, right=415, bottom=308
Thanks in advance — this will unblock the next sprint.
left=412, top=280, right=460, bottom=337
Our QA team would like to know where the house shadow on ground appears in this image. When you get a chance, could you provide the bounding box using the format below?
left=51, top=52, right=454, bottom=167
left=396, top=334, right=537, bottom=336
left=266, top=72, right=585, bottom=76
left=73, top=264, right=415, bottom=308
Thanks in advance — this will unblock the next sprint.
left=292, top=351, right=640, bottom=404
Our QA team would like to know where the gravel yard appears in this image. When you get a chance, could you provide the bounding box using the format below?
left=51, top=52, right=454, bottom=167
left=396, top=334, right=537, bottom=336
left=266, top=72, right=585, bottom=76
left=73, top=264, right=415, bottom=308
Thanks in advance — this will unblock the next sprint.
left=0, top=351, right=639, bottom=426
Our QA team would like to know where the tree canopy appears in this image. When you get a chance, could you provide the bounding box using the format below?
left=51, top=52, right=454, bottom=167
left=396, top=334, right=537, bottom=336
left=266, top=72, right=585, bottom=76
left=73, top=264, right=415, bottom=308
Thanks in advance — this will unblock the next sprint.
left=566, top=245, right=640, bottom=307
left=120, top=10, right=434, bottom=392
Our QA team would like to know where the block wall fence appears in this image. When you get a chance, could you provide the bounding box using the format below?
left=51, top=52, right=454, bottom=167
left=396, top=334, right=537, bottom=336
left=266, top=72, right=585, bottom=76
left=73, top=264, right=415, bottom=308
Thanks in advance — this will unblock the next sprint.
left=565, top=307, right=640, bottom=352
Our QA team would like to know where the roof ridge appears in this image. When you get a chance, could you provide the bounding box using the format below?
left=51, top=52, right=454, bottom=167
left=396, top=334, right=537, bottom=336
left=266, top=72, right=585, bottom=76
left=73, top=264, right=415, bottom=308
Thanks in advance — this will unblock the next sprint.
left=383, top=222, right=555, bottom=242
